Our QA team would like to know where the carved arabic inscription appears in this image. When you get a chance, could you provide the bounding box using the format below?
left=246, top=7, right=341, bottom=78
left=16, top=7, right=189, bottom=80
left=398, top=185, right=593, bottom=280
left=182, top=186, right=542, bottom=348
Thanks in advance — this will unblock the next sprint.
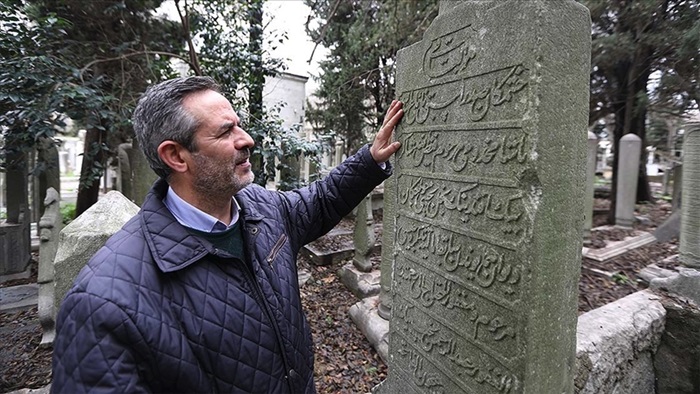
left=400, top=64, right=528, bottom=126
left=395, top=216, right=523, bottom=303
left=392, top=303, right=520, bottom=394
left=397, top=175, right=529, bottom=248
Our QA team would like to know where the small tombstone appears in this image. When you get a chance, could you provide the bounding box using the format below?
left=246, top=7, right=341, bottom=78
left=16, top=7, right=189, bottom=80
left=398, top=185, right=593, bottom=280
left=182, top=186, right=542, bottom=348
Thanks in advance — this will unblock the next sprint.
left=37, top=187, right=62, bottom=346
left=334, top=140, right=344, bottom=167
left=53, top=191, right=139, bottom=316
left=615, top=133, right=642, bottom=227
left=679, top=123, right=700, bottom=268
left=378, top=1, right=591, bottom=393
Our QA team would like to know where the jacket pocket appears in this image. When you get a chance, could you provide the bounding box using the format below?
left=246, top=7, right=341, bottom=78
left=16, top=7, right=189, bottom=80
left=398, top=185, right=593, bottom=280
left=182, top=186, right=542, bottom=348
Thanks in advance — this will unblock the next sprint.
left=265, top=233, right=288, bottom=267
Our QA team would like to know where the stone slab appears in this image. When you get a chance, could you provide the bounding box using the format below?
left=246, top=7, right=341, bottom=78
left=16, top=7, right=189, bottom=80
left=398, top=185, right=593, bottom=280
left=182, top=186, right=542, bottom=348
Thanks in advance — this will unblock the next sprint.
left=575, top=290, right=665, bottom=394
left=0, top=284, right=38, bottom=313
left=348, top=296, right=389, bottom=363
left=582, top=232, right=656, bottom=262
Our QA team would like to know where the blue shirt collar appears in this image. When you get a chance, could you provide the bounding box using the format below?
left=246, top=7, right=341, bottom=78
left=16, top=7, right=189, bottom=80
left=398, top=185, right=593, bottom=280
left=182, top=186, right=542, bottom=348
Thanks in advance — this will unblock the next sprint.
left=163, top=186, right=241, bottom=233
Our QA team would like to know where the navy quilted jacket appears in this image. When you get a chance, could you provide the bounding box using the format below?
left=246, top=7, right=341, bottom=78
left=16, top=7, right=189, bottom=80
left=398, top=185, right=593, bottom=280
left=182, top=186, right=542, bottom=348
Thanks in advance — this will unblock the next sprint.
left=51, top=145, right=390, bottom=393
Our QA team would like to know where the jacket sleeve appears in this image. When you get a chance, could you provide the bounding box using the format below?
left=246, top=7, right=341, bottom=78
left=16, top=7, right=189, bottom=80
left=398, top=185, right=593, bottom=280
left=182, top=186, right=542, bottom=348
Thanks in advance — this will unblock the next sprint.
left=280, top=144, right=392, bottom=249
left=51, top=291, right=150, bottom=394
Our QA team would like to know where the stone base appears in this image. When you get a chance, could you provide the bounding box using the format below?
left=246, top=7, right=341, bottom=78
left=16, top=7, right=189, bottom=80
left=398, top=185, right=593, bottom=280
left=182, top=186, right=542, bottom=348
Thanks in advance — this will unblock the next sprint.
left=348, top=296, right=389, bottom=363
left=0, top=221, right=31, bottom=275
left=337, top=263, right=381, bottom=299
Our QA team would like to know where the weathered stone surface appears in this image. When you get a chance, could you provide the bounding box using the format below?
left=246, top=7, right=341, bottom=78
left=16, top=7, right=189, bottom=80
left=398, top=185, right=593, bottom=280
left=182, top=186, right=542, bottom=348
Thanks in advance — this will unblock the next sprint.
left=53, top=191, right=139, bottom=310
left=615, top=134, right=641, bottom=228
left=654, top=296, right=700, bottom=394
left=378, top=1, right=591, bottom=393
left=574, top=290, right=665, bottom=394
left=680, top=122, right=700, bottom=268
left=638, top=263, right=677, bottom=285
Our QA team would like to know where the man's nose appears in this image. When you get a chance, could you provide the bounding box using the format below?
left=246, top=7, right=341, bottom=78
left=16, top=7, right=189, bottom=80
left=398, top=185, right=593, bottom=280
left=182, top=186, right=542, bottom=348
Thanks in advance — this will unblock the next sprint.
left=235, top=128, right=255, bottom=150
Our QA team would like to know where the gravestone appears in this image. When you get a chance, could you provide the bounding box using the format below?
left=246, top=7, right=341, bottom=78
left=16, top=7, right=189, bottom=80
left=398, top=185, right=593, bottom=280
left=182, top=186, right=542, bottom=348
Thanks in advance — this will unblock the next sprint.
left=130, top=138, right=158, bottom=206
left=117, top=142, right=134, bottom=201
left=377, top=1, right=590, bottom=393
left=1, top=145, right=30, bottom=276
left=37, top=187, right=62, bottom=346
left=615, top=134, right=641, bottom=227
left=584, top=132, right=598, bottom=237
left=53, top=191, right=139, bottom=314
left=679, top=122, right=700, bottom=268
left=339, top=194, right=381, bottom=298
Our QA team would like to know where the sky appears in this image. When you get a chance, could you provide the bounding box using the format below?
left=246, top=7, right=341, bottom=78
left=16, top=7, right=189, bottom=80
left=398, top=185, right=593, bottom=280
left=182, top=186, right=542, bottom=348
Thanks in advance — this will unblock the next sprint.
left=157, top=0, right=327, bottom=96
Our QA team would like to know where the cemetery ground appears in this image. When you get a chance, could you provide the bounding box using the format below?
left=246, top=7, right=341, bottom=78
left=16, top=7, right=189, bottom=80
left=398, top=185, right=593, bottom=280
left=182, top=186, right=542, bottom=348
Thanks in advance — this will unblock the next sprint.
left=0, top=195, right=679, bottom=393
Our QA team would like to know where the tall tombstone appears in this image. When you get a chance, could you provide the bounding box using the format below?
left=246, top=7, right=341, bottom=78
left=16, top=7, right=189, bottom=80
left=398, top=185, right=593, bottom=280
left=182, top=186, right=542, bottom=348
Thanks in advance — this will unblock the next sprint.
left=37, top=188, right=62, bottom=346
left=615, top=133, right=641, bottom=227
left=130, top=138, right=158, bottom=206
left=117, top=142, right=134, bottom=201
left=680, top=122, right=700, bottom=268
left=53, top=191, right=140, bottom=315
left=584, top=132, right=598, bottom=237
left=377, top=1, right=590, bottom=393
left=671, top=163, right=683, bottom=212
left=353, top=194, right=376, bottom=272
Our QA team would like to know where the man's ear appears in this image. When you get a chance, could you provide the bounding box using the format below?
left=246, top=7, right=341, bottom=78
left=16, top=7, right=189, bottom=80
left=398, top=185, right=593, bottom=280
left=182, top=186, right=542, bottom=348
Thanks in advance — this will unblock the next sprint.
left=157, top=140, right=190, bottom=174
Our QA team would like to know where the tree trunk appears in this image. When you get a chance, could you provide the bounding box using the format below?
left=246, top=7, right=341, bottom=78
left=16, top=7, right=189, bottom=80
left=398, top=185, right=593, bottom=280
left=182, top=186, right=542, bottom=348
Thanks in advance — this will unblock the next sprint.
left=247, top=0, right=265, bottom=185
left=75, top=127, right=105, bottom=216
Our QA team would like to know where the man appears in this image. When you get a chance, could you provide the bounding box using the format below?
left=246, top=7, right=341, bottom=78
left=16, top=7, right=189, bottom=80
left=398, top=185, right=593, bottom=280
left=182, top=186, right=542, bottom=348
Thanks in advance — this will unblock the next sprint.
left=51, top=76, right=403, bottom=393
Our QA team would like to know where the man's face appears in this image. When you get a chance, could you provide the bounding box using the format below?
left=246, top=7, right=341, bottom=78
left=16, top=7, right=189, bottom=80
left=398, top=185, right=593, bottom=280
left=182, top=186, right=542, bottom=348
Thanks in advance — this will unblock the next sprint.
left=183, top=90, right=255, bottom=197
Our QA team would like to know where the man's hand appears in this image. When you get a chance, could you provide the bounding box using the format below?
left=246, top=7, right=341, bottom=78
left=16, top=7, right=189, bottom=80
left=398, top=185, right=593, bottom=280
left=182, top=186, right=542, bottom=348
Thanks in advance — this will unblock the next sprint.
left=370, top=100, right=404, bottom=163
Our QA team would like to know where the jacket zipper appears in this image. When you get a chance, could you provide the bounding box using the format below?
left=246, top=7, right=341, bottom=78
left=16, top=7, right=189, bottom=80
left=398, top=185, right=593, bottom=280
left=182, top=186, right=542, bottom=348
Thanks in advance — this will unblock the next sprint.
left=265, top=234, right=288, bottom=266
left=238, top=252, right=294, bottom=392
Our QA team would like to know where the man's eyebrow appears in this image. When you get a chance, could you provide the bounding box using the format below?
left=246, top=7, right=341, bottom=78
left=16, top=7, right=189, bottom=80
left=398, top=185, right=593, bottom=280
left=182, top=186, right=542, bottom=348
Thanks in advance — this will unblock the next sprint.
left=218, top=121, right=235, bottom=132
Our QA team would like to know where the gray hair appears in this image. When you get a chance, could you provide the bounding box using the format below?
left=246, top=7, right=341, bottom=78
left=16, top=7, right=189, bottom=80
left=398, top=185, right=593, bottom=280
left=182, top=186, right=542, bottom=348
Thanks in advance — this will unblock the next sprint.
left=132, top=76, right=221, bottom=179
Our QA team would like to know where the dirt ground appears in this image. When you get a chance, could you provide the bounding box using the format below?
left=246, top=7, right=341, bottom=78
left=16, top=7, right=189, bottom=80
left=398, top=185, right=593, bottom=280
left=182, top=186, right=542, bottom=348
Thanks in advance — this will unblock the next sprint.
left=0, top=198, right=679, bottom=393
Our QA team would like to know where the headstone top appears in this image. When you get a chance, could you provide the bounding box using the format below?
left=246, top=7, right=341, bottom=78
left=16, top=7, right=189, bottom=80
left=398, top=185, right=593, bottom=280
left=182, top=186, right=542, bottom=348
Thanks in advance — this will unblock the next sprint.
left=621, top=133, right=642, bottom=142
left=63, top=191, right=139, bottom=235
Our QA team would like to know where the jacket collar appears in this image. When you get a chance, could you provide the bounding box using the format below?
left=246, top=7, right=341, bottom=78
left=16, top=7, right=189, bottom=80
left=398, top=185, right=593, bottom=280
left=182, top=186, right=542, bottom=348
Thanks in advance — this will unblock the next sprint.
left=139, top=178, right=213, bottom=273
